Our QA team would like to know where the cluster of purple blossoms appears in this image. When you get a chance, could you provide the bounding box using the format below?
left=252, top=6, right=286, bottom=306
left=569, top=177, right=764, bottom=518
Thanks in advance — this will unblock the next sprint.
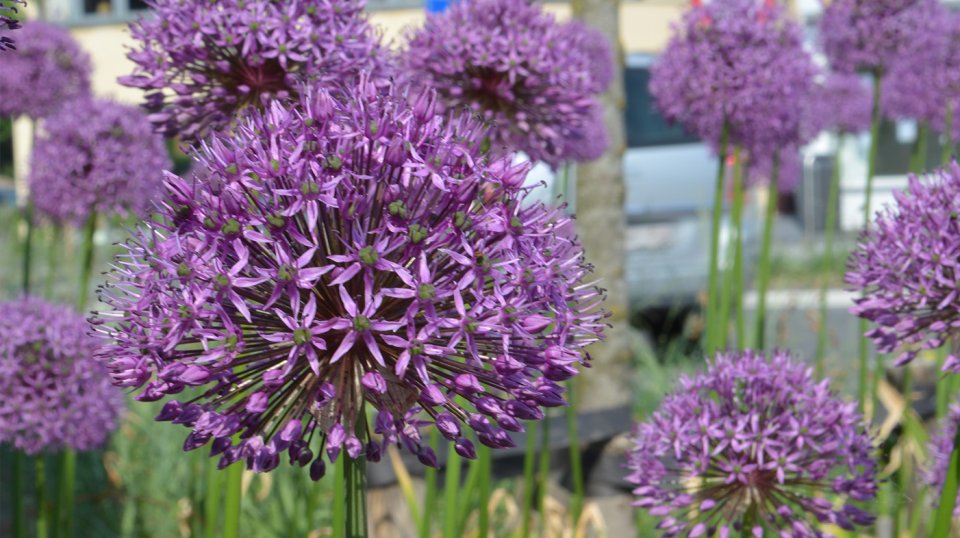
left=0, top=21, right=91, bottom=118
left=927, top=403, right=960, bottom=517
left=0, top=0, right=25, bottom=51
left=401, top=0, right=612, bottom=169
left=848, top=163, right=960, bottom=372
left=120, top=0, right=388, bottom=143
left=0, top=298, right=124, bottom=455
left=29, top=98, right=172, bottom=225
left=628, top=350, right=876, bottom=537
left=650, top=0, right=815, bottom=177
left=92, top=79, right=606, bottom=478
left=820, top=0, right=938, bottom=75
left=802, top=72, right=873, bottom=137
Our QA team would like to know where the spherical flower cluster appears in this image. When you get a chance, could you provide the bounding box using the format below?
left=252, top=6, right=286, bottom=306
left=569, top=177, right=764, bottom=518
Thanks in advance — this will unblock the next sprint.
left=29, top=98, right=172, bottom=224
left=93, top=79, right=606, bottom=478
left=650, top=0, right=816, bottom=155
left=803, top=72, right=873, bottom=136
left=0, top=21, right=91, bottom=118
left=927, top=403, right=960, bottom=517
left=120, top=0, right=389, bottom=142
left=401, top=0, right=612, bottom=169
left=0, top=298, right=124, bottom=455
left=0, top=0, right=25, bottom=52
left=848, top=163, right=960, bottom=372
left=627, top=349, right=876, bottom=537
left=820, top=0, right=938, bottom=75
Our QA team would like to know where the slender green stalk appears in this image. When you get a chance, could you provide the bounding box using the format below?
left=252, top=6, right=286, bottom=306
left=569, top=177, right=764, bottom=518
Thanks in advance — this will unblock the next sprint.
left=476, top=444, right=491, bottom=537
left=858, top=71, right=884, bottom=413
left=931, top=428, right=960, bottom=538
left=729, top=148, right=745, bottom=347
left=222, top=460, right=243, bottom=538
left=705, top=124, right=730, bottom=354
left=13, top=451, right=26, bottom=538
left=442, top=437, right=462, bottom=538
left=203, top=460, right=223, bottom=538
left=455, top=453, right=481, bottom=537
left=345, top=455, right=367, bottom=537
left=419, top=430, right=439, bottom=538
left=910, top=121, right=929, bottom=174
left=76, top=214, right=98, bottom=311
left=44, top=225, right=62, bottom=299
left=894, top=365, right=914, bottom=538
left=21, top=203, right=33, bottom=295
left=753, top=153, right=779, bottom=350
left=56, top=450, right=77, bottom=538
left=520, top=421, right=538, bottom=538
left=943, top=105, right=954, bottom=166
left=333, top=455, right=346, bottom=538
left=537, top=415, right=550, bottom=537
left=566, top=382, right=584, bottom=526
left=36, top=457, right=48, bottom=538
left=815, top=136, right=845, bottom=378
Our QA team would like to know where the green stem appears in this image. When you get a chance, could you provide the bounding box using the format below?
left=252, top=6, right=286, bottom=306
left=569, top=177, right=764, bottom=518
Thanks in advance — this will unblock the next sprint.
left=520, top=421, right=538, bottom=538
left=203, top=460, right=223, bottom=538
left=455, top=453, right=481, bottom=537
left=730, top=148, right=745, bottom=348
left=345, top=455, right=367, bottom=537
left=858, top=70, right=884, bottom=413
left=753, top=153, right=779, bottom=350
left=442, top=436, right=461, bottom=538
left=537, top=415, right=550, bottom=537
left=44, top=225, right=61, bottom=299
left=56, top=450, right=77, bottom=538
left=931, top=428, right=960, bottom=538
left=705, top=124, right=730, bottom=354
left=943, top=105, right=954, bottom=166
left=36, top=456, right=48, bottom=538
left=21, top=203, right=33, bottom=296
left=333, top=455, right=346, bottom=538
left=13, top=451, right=26, bottom=538
left=419, top=430, right=439, bottom=538
left=476, top=444, right=491, bottom=538
left=815, top=136, right=844, bottom=378
left=894, top=365, right=914, bottom=538
left=76, top=214, right=97, bottom=311
left=222, top=460, right=243, bottom=538
left=566, top=382, right=584, bottom=526
left=910, top=121, right=929, bottom=174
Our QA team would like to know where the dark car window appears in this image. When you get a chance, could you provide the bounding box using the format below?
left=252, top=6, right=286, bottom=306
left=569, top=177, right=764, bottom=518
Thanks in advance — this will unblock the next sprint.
left=624, top=66, right=700, bottom=148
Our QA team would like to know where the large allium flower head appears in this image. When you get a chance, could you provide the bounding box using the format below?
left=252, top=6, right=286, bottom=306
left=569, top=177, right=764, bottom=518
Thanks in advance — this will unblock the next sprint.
left=0, top=0, right=25, bottom=51
left=820, top=0, right=937, bottom=75
left=803, top=72, right=873, bottom=137
left=93, top=78, right=606, bottom=478
left=0, top=297, right=124, bottom=455
left=927, top=403, right=960, bottom=517
left=401, top=0, right=611, bottom=169
left=628, top=349, right=876, bottom=537
left=848, top=163, right=960, bottom=372
left=0, top=21, right=91, bottom=118
left=119, top=0, right=389, bottom=143
left=650, top=0, right=815, bottom=151
left=29, top=97, right=172, bottom=225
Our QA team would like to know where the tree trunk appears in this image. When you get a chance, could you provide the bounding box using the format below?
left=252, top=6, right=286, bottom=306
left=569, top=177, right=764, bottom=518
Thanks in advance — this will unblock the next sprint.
left=571, top=0, right=633, bottom=413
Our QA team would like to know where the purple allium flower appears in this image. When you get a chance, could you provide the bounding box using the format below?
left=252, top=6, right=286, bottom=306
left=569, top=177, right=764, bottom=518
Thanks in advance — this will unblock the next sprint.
left=927, top=403, right=960, bottom=517
left=0, top=297, right=124, bottom=455
left=0, top=0, right=25, bottom=51
left=92, top=78, right=606, bottom=478
left=628, top=349, right=877, bottom=537
left=746, top=144, right=803, bottom=192
left=401, top=0, right=612, bottom=169
left=847, top=163, right=960, bottom=372
left=29, top=97, right=172, bottom=225
left=0, top=21, right=91, bottom=118
left=819, top=0, right=938, bottom=75
left=803, top=72, right=873, bottom=136
left=119, top=0, right=389, bottom=143
left=650, top=0, right=816, bottom=156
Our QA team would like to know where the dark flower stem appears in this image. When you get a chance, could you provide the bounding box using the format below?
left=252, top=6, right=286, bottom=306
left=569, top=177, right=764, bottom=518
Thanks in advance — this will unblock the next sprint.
left=76, top=213, right=97, bottom=311
left=753, top=152, right=779, bottom=350
left=333, top=454, right=346, bottom=536
left=476, top=444, right=491, bottom=536
left=943, top=105, right=954, bottom=166
left=222, top=459, right=243, bottom=538
left=44, top=224, right=61, bottom=299
left=720, top=147, right=745, bottom=348
left=21, top=202, right=33, bottom=296
left=537, top=414, right=549, bottom=536
left=815, top=136, right=845, bottom=378
left=345, top=441, right=368, bottom=537
left=56, top=451, right=76, bottom=538
left=419, top=430, right=439, bottom=538
left=203, top=461, right=223, bottom=538
left=706, top=123, right=730, bottom=354
left=931, top=428, right=960, bottom=538
left=858, top=71, right=883, bottom=413
left=566, top=381, right=584, bottom=525
left=36, top=457, right=48, bottom=538
left=911, top=122, right=929, bottom=174
left=12, top=451, right=26, bottom=538
left=520, top=421, right=538, bottom=538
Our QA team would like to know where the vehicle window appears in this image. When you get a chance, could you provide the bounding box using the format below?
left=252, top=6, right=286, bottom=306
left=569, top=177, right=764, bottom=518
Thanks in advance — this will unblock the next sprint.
left=623, top=66, right=700, bottom=148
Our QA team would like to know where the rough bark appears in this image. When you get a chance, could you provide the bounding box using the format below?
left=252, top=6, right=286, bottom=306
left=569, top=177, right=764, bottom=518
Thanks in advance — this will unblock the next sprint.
left=571, top=0, right=633, bottom=412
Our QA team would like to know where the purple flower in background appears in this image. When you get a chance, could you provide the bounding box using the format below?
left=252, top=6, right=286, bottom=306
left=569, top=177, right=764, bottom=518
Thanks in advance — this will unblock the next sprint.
left=119, top=0, right=389, bottom=143
left=803, top=72, right=873, bottom=137
left=29, top=98, right=172, bottom=225
left=650, top=0, right=816, bottom=156
left=746, top=145, right=803, bottom=192
left=927, top=403, right=960, bottom=517
left=820, top=0, right=937, bottom=75
left=92, top=79, right=606, bottom=478
left=0, top=21, right=91, bottom=118
left=0, top=0, right=25, bottom=51
left=0, top=298, right=124, bottom=455
left=401, top=0, right=612, bottom=169
left=628, top=349, right=876, bottom=537
left=848, top=163, right=960, bottom=372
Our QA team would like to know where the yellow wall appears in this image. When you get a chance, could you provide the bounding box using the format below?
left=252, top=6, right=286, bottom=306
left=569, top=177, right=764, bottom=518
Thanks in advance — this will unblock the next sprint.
left=68, top=1, right=686, bottom=102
